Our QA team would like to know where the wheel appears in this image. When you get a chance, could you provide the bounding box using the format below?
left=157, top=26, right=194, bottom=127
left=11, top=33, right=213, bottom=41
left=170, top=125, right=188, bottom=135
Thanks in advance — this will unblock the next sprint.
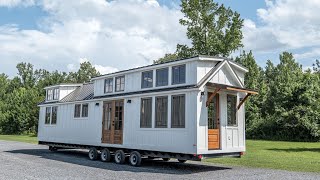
left=162, top=158, right=170, bottom=161
left=129, top=151, right=142, bottom=166
left=88, top=147, right=98, bottom=160
left=100, top=148, right=111, bottom=162
left=49, top=146, right=57, bottom=152
left=178, top=159, right=187, bottom=163
left=114, top=150, right=126, bottom=164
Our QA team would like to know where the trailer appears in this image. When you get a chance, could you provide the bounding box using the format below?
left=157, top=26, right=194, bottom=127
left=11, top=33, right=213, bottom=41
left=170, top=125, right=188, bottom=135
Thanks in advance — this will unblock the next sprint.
left=37, top=55, right=257, bottom=166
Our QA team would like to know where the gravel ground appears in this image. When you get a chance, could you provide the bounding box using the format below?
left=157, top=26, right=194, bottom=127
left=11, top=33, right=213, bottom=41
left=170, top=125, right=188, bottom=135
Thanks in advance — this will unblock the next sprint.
left=0, top=140, right=319, bottom=180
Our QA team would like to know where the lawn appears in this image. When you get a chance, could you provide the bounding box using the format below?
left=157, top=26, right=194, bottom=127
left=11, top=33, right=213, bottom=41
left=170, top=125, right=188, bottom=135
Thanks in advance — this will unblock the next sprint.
left=206, top=140, right=320, bottom=173
left=0, top=134, right=38, bottom=144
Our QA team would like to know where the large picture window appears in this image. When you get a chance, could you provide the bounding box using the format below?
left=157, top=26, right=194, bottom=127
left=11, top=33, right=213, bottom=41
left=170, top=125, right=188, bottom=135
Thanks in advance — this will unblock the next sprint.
left=156, top=68, right=168, bottom=87
left=140, top=98, right=152, bottom=128
left=115, top=76, right=125, bottom=92
left=171, top=95, right=185, bottom=128
left=172, top=64, right=186, bottom=85
left=141, top=71, right=153, bottom=88
left=227, top=94, right=237, bottom=126
left=104, top=78, right=113, bottom=93
left=155, top=96, right=168, bottom=128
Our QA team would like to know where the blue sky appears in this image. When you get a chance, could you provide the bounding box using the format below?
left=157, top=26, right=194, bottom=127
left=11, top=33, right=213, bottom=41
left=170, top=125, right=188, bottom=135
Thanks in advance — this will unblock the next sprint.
left=0, top=0, right=318, bottom=77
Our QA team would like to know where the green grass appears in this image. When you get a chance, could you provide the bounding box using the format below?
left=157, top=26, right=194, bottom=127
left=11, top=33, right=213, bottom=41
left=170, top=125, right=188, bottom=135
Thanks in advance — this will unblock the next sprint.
left=0, top=134, right=38, bottom=144
left=206, top=140, right=320, bottom=173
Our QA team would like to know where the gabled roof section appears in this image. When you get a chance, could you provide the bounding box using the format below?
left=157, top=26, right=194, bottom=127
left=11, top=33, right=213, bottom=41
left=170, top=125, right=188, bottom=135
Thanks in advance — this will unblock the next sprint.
left=197, top=60, right=244, bottom=88
left=60, top=83, right=94, bottom=102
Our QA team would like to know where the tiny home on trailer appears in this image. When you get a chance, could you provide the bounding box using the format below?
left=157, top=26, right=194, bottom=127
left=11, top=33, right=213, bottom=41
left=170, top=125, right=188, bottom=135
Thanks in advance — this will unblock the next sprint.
left=38, top=55, right=257, bottom=166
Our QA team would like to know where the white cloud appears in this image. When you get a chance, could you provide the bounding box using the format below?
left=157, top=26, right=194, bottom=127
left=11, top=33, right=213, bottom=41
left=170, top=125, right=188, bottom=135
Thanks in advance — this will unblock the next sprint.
left=0, top=0, right=188, bottom=77
left=243, top=0, right=320, bottom=60
left=0, top=0, right=34, bottom=7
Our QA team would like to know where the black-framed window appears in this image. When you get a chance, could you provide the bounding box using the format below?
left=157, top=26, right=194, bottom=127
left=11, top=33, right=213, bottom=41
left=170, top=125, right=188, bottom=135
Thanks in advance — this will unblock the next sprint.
left=47, top=89, right=53, bottom=101
left=82, top=104, right=89, bottom=117
left=140, top=98, right=152, bottom=128
left=115, top=76, right=125, bottom=92
left=227, top=94, right=237, bottom=126
left=45, top=107, right=51, bottom=124
left=104, top=78, right=113, bottom=93
left=74, top=104, right=81, bottom=118
left=172, top=64, right=186, bottom=85
left=155, top=96, right=168, bottom=128
left=51, top=107, right=58, bottom=124
left=53, top=88, right=59, bottom=100
left=156, top=68, right=168, bottom=87
left=171, top=94, right=185, bottom=128
left=141, top=71, right=153, bottom=88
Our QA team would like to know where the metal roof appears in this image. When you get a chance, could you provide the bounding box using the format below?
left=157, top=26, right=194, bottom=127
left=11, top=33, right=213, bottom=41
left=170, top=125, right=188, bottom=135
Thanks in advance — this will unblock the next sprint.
left=60, top=83, right=94, bottom=102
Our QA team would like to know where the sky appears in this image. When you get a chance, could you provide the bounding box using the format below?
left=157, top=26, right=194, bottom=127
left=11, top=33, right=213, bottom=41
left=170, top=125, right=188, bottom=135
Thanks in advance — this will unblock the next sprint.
left=0, top=0, right=319, bottom=77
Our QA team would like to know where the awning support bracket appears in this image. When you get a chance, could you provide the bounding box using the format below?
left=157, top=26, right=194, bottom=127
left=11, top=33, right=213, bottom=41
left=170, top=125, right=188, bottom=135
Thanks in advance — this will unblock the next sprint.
left=206, top=88, right=221, bottom=107
left=237, top=93, right=251, bottom=110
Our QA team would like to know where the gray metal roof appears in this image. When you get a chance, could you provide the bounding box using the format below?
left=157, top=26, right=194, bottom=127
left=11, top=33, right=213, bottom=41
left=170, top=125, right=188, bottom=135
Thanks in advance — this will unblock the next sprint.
left=60, top=83, right=94, bottom=102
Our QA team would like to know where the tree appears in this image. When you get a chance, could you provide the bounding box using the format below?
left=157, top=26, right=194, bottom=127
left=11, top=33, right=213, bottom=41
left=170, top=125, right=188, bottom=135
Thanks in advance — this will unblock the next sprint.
left=68, top=61, right=100, bottom=83
left=155, top=0, right=244, bottom=63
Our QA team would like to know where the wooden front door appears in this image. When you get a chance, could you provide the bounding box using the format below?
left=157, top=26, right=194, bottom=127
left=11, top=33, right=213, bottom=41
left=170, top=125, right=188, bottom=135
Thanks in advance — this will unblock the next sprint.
left=102, top=100, right=124, bottom=144
left=208, top=93, right=220, bottom=149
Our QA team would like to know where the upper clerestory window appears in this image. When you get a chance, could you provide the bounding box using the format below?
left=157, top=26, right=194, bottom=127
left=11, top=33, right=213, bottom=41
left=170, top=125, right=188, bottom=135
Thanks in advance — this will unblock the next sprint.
left=172, top=64, right=186, bottom=85
left=156, top=68, right=168, bottom=87
left=141, top=70, right=153, bottom=89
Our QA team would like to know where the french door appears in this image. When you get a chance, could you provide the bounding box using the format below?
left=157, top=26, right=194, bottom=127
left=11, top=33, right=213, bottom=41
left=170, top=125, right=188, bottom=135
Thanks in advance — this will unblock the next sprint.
left=101, top=100, right=124, bottom=144
left=207, top=93, right=220, bottom=149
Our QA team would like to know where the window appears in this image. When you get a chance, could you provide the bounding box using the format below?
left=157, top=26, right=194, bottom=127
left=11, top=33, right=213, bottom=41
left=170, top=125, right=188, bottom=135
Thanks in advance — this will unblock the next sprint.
left=51, top=107, right=58, bottom=124
left=115, top=76, right=125, bottom=92
left=141, top=71, right=153, bottom=88
left=104, top=78, right=113, bottom=93
left=47, top=89, right=53, bottom=101
left=172, top=64, right=186, bottom=85
left=227, top=94, right=237, bottom=126
left=156, top=68, right=168, bottom=87
left=45, top=107, right=51, bottom=124
left=140, top=98, right=152, bottom=128
left=74, top=104, right=81, bottom=118
left=155, top=96, right=168, bottom=128
left=53, top=88, right=59, bottom=100
left=74, top=104, right=89, bottom=118
left=171, top=95, right=185, bottom=128
left=82, top=104, right=89, bottom=117
left=45, top=107, right=57, bottom=125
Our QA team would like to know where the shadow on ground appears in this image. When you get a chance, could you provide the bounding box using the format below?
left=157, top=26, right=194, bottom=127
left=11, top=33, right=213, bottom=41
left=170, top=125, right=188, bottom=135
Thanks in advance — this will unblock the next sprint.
left=6, top=148, right=231, bottom=175
left=267, top=148, right=320, bottom=153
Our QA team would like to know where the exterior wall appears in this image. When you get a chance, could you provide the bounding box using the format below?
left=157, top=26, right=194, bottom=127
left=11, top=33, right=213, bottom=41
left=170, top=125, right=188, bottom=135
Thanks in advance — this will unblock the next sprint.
left=38, top=89, right=199, bottom=154
left=94, top=61, right=198, bottom=97
left=196, top=60, right=218, bottom=83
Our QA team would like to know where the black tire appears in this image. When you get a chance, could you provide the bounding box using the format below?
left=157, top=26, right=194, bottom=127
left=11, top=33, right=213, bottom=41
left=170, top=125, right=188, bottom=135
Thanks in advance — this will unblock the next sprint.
left=178, top=159, right=187, bottom=163
left=129, top=151, right=142, bottom=167
left=114, top=150, right=126, bottom=164
left=162, top=158, right=170, bottom=161
left=100, top=148, right=111, bottom=162
left=88, top=147, right=98, bottom=160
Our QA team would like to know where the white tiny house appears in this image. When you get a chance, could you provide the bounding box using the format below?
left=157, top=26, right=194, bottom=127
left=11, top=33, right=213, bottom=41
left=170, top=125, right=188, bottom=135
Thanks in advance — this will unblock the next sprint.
left=38, top=55, right=257, bottom=166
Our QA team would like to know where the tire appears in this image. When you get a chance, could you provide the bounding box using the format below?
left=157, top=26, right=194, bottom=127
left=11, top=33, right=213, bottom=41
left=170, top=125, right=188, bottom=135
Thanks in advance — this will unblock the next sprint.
left=88, top=147, right=98, bottom=160
left=114, top=150, right=126, bottom=164
left=162, top=158, right=170, bottom=161
left=178, top=159, right=187, bottom=163
left=100, top=148, right=111, bottom=162
left=129, top=151, right=142, bottom=167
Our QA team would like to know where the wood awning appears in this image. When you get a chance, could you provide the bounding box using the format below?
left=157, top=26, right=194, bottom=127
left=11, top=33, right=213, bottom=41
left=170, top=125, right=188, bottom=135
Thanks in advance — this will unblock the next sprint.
left=205, top=82, right=258, bottom=110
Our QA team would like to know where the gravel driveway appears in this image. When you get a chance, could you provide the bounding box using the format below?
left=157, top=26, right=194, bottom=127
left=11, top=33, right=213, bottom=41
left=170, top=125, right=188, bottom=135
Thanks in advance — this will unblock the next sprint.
left=0, top=140, right=319, bottom=180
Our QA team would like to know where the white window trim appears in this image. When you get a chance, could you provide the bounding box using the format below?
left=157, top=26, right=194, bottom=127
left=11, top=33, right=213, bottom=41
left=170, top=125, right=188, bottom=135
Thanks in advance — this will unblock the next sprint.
left=45, top=106, right=58, bottom=126
left=74, top=103, right=89, bottom=119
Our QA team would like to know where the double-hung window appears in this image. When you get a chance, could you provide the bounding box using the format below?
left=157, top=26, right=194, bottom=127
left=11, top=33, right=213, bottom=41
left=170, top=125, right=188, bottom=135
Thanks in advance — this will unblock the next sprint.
left=141, top=71, right=153, bottom=88
left=53, top=88, right=59, bottom=100
left=45, top=106, right=58, bottom=125
left=171, top=95, right=185, bottom=128
left=104, top=78, right=113, bottom=93
left=115, top=76, right=125, bottom=92
left=74, top=104, right=89, bottom=118
left=227, top=94, right=237, bottom=126
left=155, top=96, right=168, bottom=128
left=140, top=98, right=152, bottom=128
left=172, top=64, right=186, bottom=85
left=47, top=89, right=53, bottom=101
left=156, top=68, right=168, bottom=87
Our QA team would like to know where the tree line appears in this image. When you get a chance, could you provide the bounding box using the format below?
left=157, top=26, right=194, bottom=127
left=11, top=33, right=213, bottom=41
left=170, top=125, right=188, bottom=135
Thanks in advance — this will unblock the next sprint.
left=0, top=62, right=100, bottom=134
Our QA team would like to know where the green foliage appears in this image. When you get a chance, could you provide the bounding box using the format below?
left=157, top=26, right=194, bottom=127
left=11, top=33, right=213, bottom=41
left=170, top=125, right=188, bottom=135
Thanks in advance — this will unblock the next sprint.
left=0, top=61, right=100, bottom=135
left=155, top=0, right=244, bottom=64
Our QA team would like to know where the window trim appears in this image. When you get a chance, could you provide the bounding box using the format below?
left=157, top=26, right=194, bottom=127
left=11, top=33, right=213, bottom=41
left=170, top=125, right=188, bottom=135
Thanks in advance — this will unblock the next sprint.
left=227, top=94, right=238, bottom=127
left=140, top=97, right=152, bottom=128
left=172, top=64, right=186, bottom=85
left=115, top=76, right=125, bottom=92
left=104, top=78, right=113, bottom=94
left=45, top=106, right=58, bottom=125
left=156, top=67, right=169, bottom=87
left=53, top=88, right=59, bottom=100
left=74, top=103, right=89, bottom=119
left=171, top=94, right=186, bottom=128
left=141, top=70, right=153, bottom=89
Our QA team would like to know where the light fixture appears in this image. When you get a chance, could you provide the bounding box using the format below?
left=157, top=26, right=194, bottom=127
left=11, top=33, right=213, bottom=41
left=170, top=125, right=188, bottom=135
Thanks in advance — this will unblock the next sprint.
left=95, top=102, right=100, bottom=106
left=127, top=100, right=132, bottom=103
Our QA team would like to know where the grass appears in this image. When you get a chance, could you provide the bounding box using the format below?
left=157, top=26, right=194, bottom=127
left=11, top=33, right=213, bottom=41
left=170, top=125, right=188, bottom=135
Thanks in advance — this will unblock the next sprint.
left=206, top=140, right=320, bottom=173
left=0, top=135, right=319, bottom=172
left=0, top=134, right=38, bottom=144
